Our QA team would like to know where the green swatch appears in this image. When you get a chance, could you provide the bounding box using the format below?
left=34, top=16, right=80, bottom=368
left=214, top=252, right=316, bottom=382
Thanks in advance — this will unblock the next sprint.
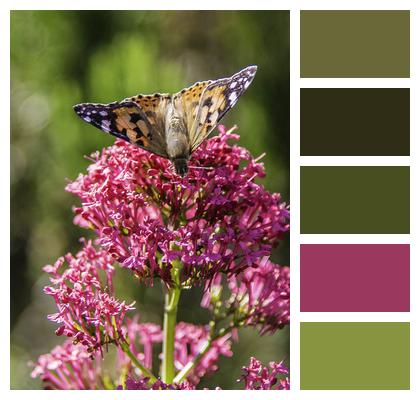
left=301, top=322, right=410, bottom=390
left=300, top=166, right=410, bottom=234
left=300, top=88, right=410, bottom=156
left=301, top=11, right=410, bottom=77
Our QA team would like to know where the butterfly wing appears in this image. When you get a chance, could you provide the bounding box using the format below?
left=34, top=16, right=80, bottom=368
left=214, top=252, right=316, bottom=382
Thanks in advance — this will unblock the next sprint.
left=172, top=80, right=212, bottom=136
left=74, top=66, right=257, bottom=160
left=73, top=94, right=171, bottom=158
left=189, top=65, right=258, bottom=151
left=123, top=93, right=171, bottom=141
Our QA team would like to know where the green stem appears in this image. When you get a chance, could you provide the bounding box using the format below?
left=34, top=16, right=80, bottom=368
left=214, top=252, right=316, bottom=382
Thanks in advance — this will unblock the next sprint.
left=162, top=285, right=181, bottom=383
left=110, top=315, right=157, bottom=383
left=173, top=314, right=249, bottom=384
left=173, top=325, right=230, bottom=384
left=173, top=337, right=213, bottom=384
left=120, top=341, right=157, bottom=383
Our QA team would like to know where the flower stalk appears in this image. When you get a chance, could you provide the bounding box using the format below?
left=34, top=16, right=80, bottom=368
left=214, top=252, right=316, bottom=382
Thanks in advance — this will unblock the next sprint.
left=119, top=341, right=157, bottom=384
left=173, top=321, right=235, bottom=384
left=173, top=336, right=212, bottom=384
left=161, top=264, right=182, bottom=383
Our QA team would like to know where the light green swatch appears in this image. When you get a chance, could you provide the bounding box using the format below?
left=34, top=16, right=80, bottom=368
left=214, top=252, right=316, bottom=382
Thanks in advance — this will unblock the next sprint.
left=301, top=322, right=410, bottom=389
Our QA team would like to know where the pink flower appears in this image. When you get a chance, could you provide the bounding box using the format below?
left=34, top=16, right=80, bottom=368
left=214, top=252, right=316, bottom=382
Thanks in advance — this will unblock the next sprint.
left=30, top=340, right=102, bottom=389
left=66, top=127, right=289, bottom=286
left=32, top=125, right=290, bottom=390
left=174, top=322, right=233, bottom=385
left=118, top=319, right=232, bottom=384
left=118, top=377, right=195, bottom=390
left=33, top=319, right=232, bottom=389
left=43, top=240, right=135, bottom=354
left=239, top=357, right=290, bottom=390
left=117, top=317, right=163, bottom=371
left=203, top=259, right=290, bottom=334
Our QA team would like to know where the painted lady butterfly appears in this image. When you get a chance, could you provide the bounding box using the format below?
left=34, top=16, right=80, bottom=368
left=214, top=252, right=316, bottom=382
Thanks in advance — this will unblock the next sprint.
left=73, top=65, right=257, bottom=176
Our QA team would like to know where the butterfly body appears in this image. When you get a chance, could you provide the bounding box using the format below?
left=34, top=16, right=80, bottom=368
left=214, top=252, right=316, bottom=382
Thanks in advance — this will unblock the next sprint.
left=165, top=103, right=189, bottom=156
left=74, top=65, right=257, bottom=176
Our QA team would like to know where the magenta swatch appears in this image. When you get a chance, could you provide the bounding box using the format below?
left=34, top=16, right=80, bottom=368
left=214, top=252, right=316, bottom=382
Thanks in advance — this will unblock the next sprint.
left=300, top=244, right=410, bottom=312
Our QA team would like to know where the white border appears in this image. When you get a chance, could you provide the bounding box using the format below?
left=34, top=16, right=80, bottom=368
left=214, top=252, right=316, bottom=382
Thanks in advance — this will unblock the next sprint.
left=289, top=7, right=300, bottom=391
left=3, top=0, right=420, bottom=399
left=301, top=79, right=411, bottom=88
left=2, top=0, right=418, bottom=11
left=2, top=2, right=10, bottom=397
left=300, top=157, right=411, bottom=166
left=295, top=4, right=418, bottom=400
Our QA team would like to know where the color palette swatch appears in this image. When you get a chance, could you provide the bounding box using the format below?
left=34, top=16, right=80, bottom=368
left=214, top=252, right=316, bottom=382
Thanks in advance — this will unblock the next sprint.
left=300, top=10, right=410, bottom=77
left=300, top=322, right=410, bottom=389
left=300, top=244, right=410, bottom=312
left=300, top=88, right=410, bottom=156
left=300, top=166, right=410, bottom=234
left=299, top=9, right=411, bottom=391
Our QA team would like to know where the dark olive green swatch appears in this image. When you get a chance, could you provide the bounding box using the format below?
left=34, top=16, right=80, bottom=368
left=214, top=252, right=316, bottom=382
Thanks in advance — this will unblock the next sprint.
left=301, top=11, right=410, bottom=77
left=300, top=166, right=410, bottom=233
left=300, top=322, right=410, bottom=389
left=301, top=88, right=410, bottom=156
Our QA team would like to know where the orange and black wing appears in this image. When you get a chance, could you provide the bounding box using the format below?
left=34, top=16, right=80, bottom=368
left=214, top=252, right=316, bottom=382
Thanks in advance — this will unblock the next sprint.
left=73, top=95, right=170, bottom=158
left=189, top=65, right=258, bottom=151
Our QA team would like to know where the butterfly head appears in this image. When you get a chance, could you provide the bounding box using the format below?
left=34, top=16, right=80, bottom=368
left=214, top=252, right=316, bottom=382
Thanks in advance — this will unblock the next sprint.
left=172, top=157, right=189, bottom=177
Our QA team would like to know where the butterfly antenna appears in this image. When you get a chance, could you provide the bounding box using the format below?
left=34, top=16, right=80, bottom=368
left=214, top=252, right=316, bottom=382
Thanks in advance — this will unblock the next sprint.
left=189, top=165, right=214, bottom=171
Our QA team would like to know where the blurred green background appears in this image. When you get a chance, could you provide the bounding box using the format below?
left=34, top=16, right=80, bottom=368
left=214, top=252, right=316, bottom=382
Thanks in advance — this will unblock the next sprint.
left=10, top=11, right=289, bottom=389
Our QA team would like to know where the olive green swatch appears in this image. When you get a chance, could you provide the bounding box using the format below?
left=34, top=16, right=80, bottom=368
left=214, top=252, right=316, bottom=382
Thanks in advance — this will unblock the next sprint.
left=300, top=322, right=410, bottom=389
left=301, top=88, right=410, bottom=156
left=300, top=166, right=410, bottom=233
left=301, top=11, right=410, bottom=77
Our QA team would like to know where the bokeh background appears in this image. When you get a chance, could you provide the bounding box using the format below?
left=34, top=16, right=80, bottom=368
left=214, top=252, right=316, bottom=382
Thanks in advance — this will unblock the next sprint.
left=10, top=10, right=289, bottom=389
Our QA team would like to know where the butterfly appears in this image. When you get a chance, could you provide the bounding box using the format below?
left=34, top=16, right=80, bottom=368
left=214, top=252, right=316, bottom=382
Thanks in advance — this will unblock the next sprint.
left=73, top=65, right=257, bottom=176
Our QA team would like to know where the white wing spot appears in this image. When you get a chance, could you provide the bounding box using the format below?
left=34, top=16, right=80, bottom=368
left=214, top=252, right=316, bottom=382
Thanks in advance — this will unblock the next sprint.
left=84, top=116, right=92, bottom=122
left=101, top=120, right=111, bottom=130
left=99, top=111, right=108, bottom=116
left=229, top=92, right=238, bottom=104
left=230, top=81, right=238, bottom=89
left=244, top=80, right=251, bottom=89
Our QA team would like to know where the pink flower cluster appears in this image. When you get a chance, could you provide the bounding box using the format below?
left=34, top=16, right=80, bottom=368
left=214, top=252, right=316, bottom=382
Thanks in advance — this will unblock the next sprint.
left=239, top=357, right=290, bottom=390
left=43, top=240, right=135, bottom=354
left=119, top=377, right=195, bottom=390
left=202, top=259, right=290, bottom=334
left=229, top=259, right=290, bottom=334
left=174, top=322, right=233, bottom=385
left=118, top=318, right=232, bottom=384
left=66, top=126, right=289, bottom=286
left=31, top=343, right=289, bottom=390
left=30, top=340, right=101, bottom=390
left=119, top=356, right=291, bottom=390
left=32, top=126, right=290, bottom=390
left=119, top=317, right=163, bottom=370
left=32, top=319, right=232, bottom=389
